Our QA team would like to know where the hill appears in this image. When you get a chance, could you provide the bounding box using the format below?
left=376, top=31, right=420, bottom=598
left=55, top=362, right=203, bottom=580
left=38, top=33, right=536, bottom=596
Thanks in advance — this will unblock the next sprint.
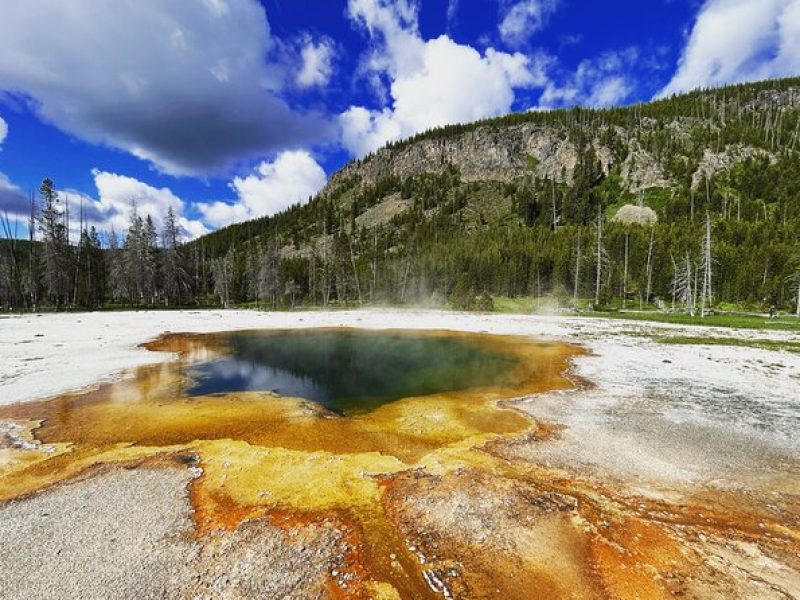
left=190, top=77, right=800, bottom=312
left=3, top=77, right=799, bottom=313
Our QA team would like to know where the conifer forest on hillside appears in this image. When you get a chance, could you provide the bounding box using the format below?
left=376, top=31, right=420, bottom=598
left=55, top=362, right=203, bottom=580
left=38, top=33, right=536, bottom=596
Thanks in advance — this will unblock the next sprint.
left=2, top=77, right=799, bottom=316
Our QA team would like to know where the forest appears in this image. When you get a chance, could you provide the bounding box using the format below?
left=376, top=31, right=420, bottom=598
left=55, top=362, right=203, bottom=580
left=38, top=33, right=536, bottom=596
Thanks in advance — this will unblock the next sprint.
left=1, top=77, right=799, bottom=315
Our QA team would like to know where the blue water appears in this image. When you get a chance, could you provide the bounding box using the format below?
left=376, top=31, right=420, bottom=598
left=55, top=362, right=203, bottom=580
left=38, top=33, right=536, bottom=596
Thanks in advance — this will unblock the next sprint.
left=185, top=330, right=520, bottom=415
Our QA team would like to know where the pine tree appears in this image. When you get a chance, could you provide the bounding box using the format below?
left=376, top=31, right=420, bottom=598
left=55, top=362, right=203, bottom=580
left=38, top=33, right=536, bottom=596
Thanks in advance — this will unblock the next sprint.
left=143, top=215, right=159, bottom=303
left=212, top=247, right=235, bottom=308
left=108, top=228, right=127, bottom=302
left=37, top=178, right=70, bottom=307
left=257, top=239, right=281, bottom=309
left=160, top=207, right=189, bottom=306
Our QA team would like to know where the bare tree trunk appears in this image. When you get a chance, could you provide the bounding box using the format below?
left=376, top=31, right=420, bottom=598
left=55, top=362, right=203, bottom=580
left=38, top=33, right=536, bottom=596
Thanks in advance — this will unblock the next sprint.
left=370, top=231, right=377, bottom=303
left=700, top=213, right=713, bottom=317
left=622, top=233, right=629, bottom=308
left=687, top=257, right=693, bottom=316
left=320, top=231, right=331, bottom=307
left=573, top=234, right=581, bottom=302
left=0, top=212, right=20, bottom=309
left=670, top=255, right=677, bottom=310
left=28, top=192, right=36, bottom=310
left=347, top=231, right=362, bottom=305
left=400, top=256, right=412, bottom=304
left=737, top=192, right=741, bottom=222
left=796, top=278, right=800, bottom=318
left=594, top=209, right=603, bottom=306
left=73, top=197, right=83, bottom=306
left=645, top=229, right=654, bottom=304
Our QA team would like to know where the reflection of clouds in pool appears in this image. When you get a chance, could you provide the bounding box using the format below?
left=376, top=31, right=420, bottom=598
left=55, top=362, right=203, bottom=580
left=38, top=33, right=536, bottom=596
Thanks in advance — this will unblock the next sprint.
left=181, top=330, right=521, bottom=415
left=188, top=358, right=327, bottom=404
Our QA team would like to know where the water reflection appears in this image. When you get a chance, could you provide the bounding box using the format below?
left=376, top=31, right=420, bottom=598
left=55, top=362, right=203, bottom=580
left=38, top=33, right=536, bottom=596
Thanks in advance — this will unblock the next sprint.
left=185, top=330, right=520, bottom=414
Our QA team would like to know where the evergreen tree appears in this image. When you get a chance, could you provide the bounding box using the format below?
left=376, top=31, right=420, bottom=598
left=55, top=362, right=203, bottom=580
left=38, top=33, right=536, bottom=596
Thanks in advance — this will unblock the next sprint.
left=37, top=178, right=71, bottom=306
left=160, top=207, right=190, bottom=306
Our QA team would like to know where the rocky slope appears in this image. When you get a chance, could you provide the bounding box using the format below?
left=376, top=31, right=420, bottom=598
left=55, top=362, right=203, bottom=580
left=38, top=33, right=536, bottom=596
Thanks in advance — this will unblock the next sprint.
left=320, top=79, right=800, bottom=203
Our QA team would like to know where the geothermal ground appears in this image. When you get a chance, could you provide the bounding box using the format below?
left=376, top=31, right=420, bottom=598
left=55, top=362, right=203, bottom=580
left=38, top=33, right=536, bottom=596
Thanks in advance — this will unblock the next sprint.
left=0, top=309, right=799, bottom=599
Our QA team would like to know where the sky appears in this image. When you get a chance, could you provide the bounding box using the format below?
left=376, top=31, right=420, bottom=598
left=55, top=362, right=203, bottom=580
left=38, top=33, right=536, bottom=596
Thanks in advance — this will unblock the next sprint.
left=0, top=0, right=799, bottom=241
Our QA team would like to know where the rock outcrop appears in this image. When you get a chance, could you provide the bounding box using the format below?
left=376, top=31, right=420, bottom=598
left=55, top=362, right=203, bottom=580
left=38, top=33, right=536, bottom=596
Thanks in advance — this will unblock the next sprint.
left=318, top=86, right=790, bottom=202
left=691, top=144, right=774, bottom=188
left=612, top=204, right=658, bottom=226
left=620, top=141, right=671, bottom=193
left=325, top=123, right=619, bottom=195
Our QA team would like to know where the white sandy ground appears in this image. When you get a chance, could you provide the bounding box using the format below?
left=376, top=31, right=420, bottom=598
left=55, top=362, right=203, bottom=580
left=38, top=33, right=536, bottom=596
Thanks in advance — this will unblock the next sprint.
left=1, top=308, right=799, bottom=494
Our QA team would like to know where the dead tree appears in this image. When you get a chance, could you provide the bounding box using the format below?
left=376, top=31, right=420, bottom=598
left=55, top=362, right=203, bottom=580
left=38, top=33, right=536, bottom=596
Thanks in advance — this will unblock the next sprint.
left=212, top=249, right=235, bottom=308
left=622, top=232, right=629, bottom=308
left=787, top=267, right=800, bottom=318
left=644, top=228, right=655, bottom=305
left=573, top=233, right=582, bottom=302
left=699, top=213, right=714, bottom=317
left=674, top=252, right=695, bottom=316
left=594, top=208, right=609, bottom=306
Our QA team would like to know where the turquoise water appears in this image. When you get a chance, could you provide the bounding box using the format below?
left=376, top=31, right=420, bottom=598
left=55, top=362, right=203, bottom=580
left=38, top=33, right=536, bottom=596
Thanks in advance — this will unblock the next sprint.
left=186, top=330, right=520, bottom=415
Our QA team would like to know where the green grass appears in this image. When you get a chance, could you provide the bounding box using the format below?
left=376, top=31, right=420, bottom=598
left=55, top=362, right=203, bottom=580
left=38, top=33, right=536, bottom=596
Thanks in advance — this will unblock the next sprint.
left=491, top=296, right=537, bottom=313
left=653, top=335, right=800, bottom=353
left=488, top=295, right=800, bottom=332
left=490, top=296, right=597, bottom=313
left=587, top=310, right=800, bottom=332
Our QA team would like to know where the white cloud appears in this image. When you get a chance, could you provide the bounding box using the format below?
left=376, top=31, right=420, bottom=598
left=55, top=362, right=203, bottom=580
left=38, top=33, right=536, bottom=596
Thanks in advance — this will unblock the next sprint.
left=0, top=168, right=209, bottom=240
left=499, top=0, right=559, bottom=48
left=0, top=0, right=332, bottom=176
left=0, top=116, right=7, bottom=147
left=296, top=38, right=335, bottom=88
left=660, top=0, right=800, bottom=96
left=198, top=151, right=327, bottom=227
left=80, top=170, right=209, bottom=240
left=340, top=107, right=403, bottom=158
left=340, top=0, right=549, bottom=156
left=585, top=76, right=631, bottom=107
left=446, top=0, right=460, bottom=28
left=539, top=48, right=637, bottom=108
left=0, top=172, right=29, bottom=217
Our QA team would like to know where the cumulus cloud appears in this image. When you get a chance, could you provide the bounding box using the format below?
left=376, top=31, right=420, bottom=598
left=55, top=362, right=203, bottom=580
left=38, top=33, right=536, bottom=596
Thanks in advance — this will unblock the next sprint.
left=539, top=48, right=638, bottom=108
left=499, top=0, right=560, bottom=47
left=339, top=0, right=549, bottom=156
left=0, top=0, right=333, bottom=176
left=660, top=0, right=800, bottom=96
left=0, top=168, right=208, bottom=240
left=0, top=116, right=7, bottom=147
left=198, top=151, right=327, bottom=228
left=77, top=170, right=209, bottom=240
left=296, top=38, right=335, bottom=88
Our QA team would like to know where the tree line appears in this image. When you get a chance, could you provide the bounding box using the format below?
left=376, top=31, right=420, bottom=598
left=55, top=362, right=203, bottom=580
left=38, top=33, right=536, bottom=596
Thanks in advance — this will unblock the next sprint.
left=1, top=166, right=798, bottom=315
left=0, top=178, right=199, bottom=310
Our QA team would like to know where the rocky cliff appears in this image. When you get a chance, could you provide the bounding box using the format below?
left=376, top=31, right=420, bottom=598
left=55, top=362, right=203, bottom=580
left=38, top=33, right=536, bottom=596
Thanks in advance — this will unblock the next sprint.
left=320, top=80, right=800, bottom=204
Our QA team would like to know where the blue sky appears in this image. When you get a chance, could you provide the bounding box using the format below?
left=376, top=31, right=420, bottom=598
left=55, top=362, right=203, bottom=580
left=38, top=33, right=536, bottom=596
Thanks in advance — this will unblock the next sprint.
left=0, top=0, right=798, bottom=239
